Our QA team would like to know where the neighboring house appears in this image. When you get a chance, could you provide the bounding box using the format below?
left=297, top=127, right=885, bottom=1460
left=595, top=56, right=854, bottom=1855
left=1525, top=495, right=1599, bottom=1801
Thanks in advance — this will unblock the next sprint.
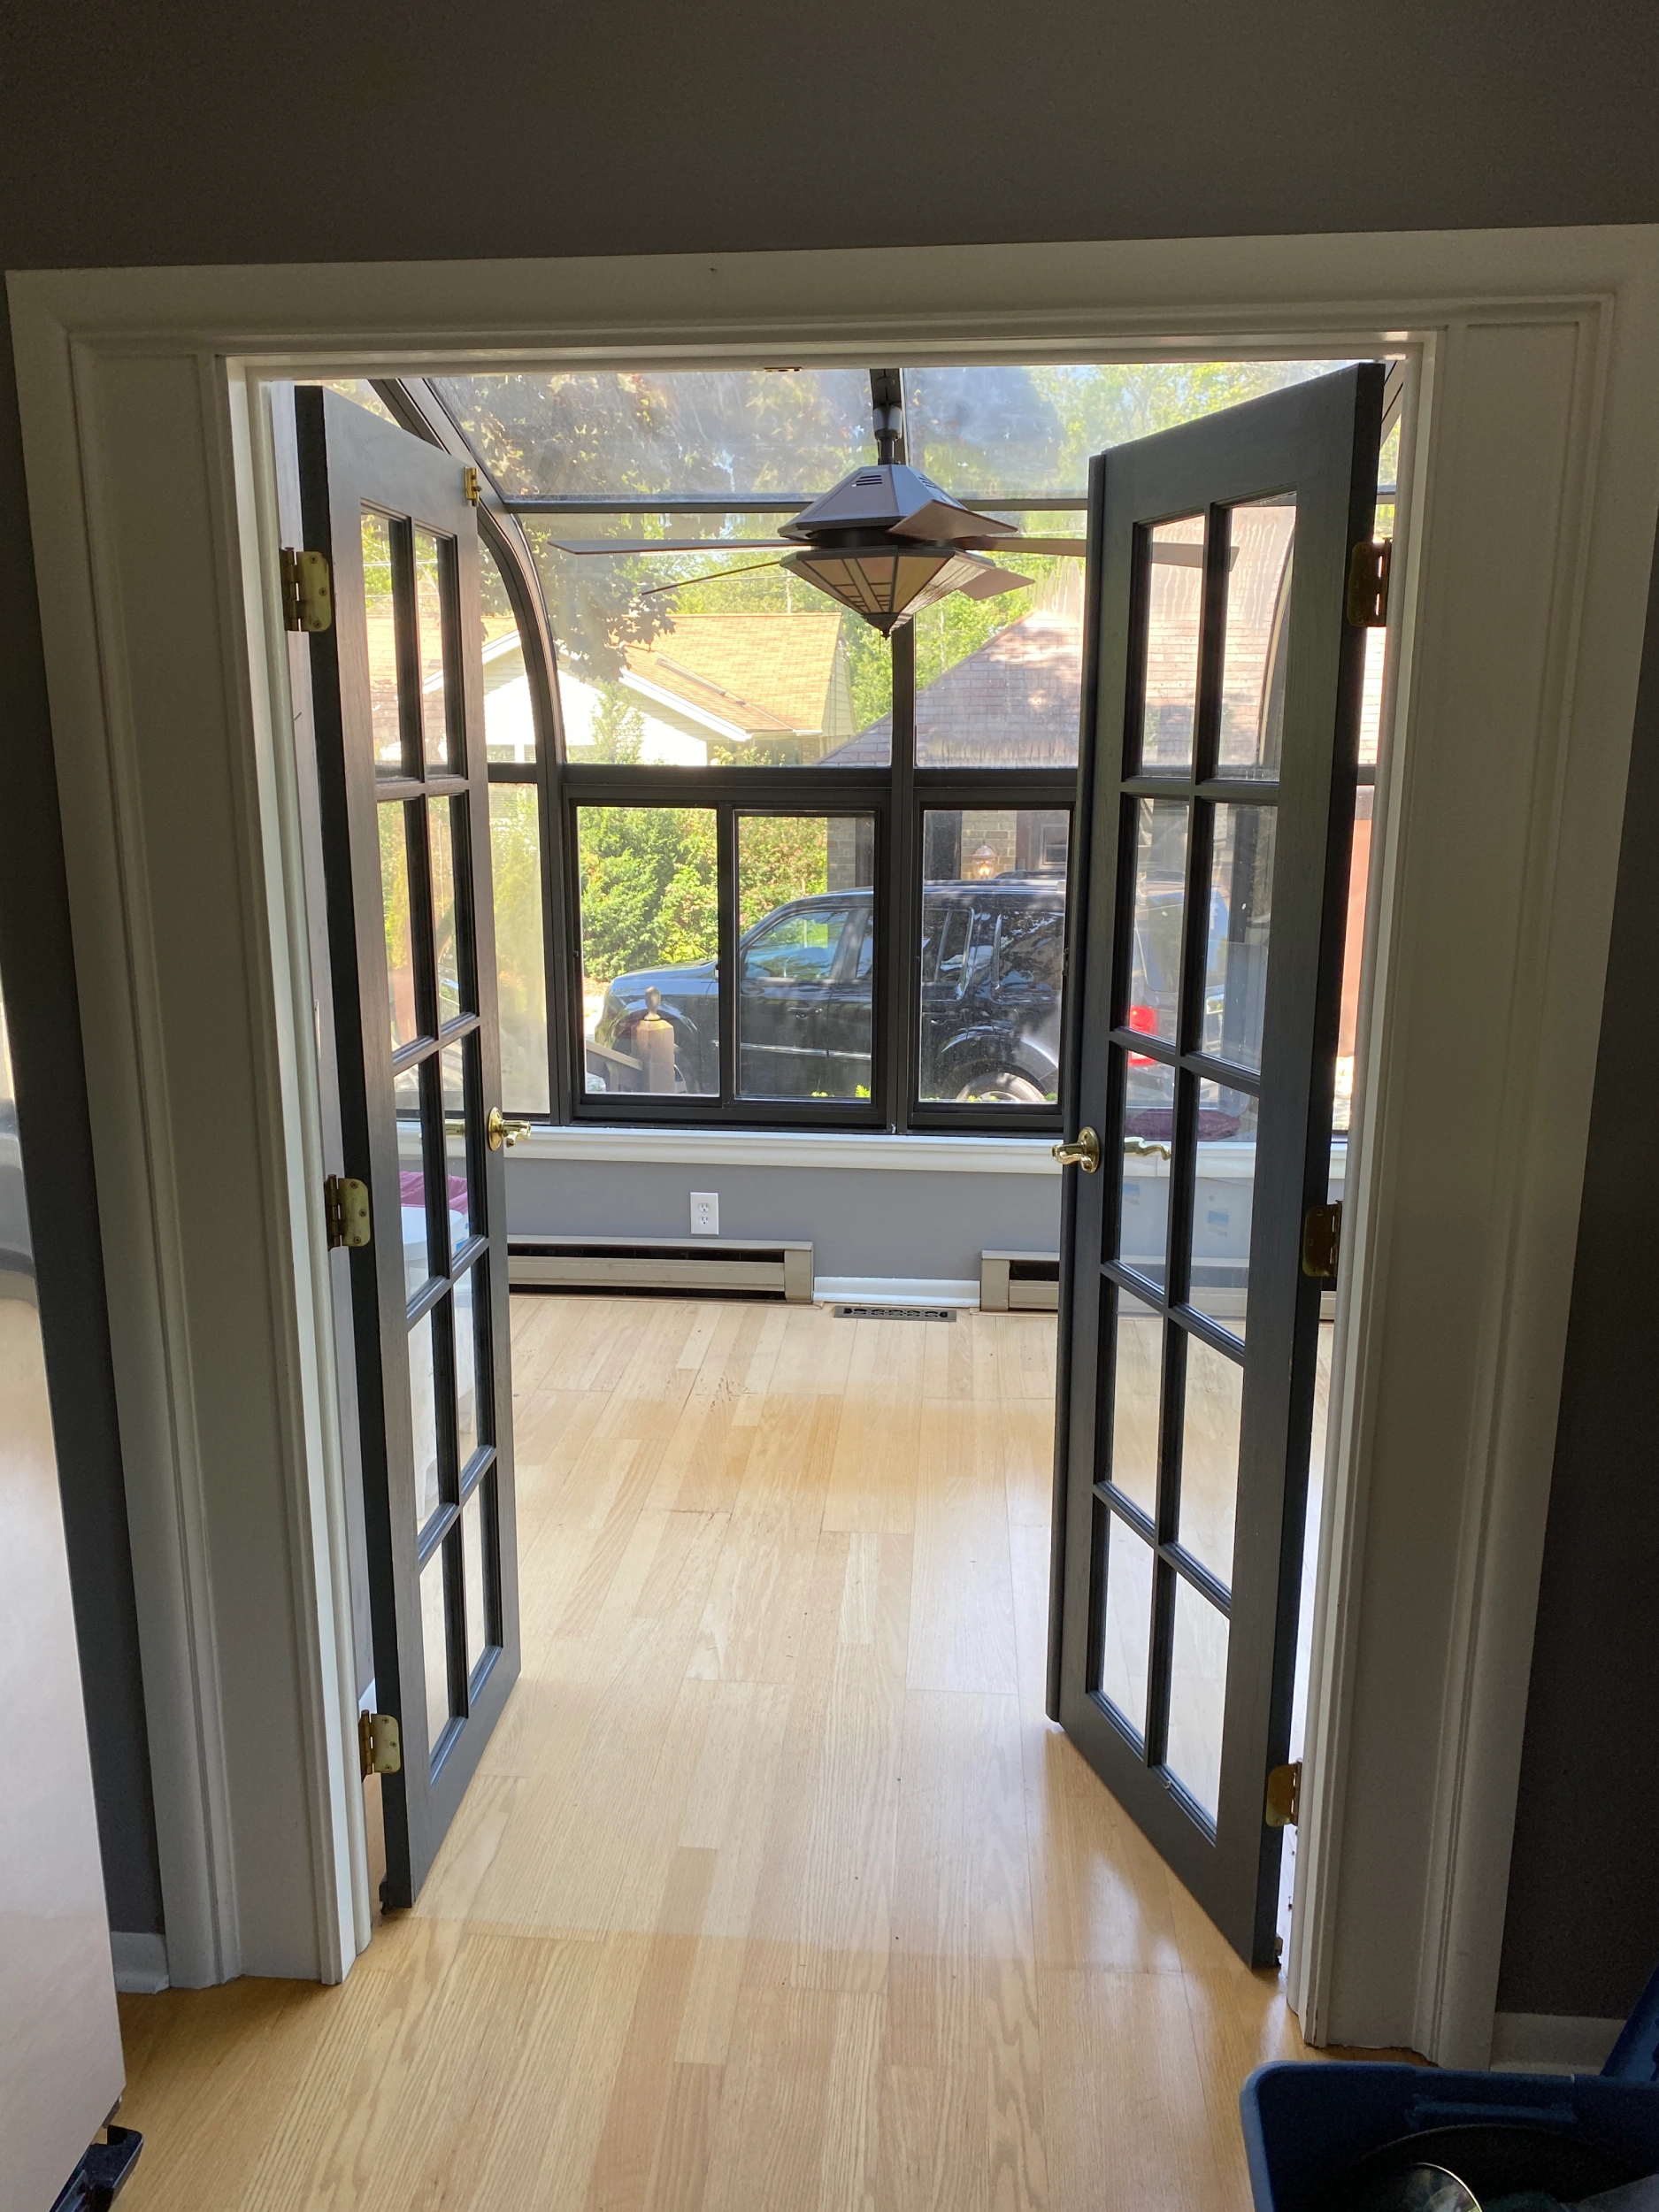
left=823, top=603, right=1085, bottom=767
left=556, top=608, right=856, bottom=764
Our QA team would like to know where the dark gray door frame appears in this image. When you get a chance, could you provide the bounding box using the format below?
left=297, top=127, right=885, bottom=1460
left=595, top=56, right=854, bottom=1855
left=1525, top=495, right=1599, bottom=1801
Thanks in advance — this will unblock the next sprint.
left=1048, top=365, right=1384, bottom=1965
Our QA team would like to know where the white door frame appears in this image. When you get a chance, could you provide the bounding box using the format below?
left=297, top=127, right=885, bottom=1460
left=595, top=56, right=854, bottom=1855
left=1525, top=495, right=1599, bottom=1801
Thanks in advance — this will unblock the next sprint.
left=10, top=230, right=1657, bottom=2053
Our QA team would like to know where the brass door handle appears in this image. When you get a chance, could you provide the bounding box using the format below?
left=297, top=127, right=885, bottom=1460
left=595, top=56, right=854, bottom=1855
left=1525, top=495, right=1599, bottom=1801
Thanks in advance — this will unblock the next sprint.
left=1124, top=1135, right=1172, bottom=1161
left=1052, top=1127, right=1101, bottom=1172
left=487, top=1108, right=530, bottom=1152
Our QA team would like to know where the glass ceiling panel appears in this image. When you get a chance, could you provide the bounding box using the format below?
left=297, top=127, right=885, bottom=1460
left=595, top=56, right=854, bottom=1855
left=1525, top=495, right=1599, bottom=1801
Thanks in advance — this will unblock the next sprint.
left=434, top=370, right=875, bottom=502
left=904, top=360, right=1348, bottom=498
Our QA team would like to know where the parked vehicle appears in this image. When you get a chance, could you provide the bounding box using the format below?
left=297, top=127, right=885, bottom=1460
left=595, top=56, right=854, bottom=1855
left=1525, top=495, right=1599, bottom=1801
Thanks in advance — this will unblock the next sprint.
left=588, top=878, right=1068, bottom=1103
left=588, top=872, right=1256, bottom=1127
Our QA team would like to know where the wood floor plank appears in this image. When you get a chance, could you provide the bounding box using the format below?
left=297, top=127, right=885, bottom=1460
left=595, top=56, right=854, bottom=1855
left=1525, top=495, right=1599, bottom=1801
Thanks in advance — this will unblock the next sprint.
left=697, top=1984, right=848, bottom=2212
left=112, top=1294, right=1359, bottom=2212
left=907, top=1397, right=1019, bottom=1694
left=1039, top=1964, right=1227, bottom=2212
left=583, top=1847, right=718, bottom=2212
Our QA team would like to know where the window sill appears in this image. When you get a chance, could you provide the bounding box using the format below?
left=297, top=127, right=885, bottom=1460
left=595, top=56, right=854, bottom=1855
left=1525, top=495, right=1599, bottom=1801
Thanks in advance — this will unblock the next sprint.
left=506, top=1124, right=1062, bottom=1175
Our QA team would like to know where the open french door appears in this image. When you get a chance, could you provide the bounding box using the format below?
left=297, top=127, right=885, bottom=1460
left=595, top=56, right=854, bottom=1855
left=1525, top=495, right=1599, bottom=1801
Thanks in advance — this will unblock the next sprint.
left=290, top=388, right=522, bottom=1908
left=1048, top=365, right=1385, bottom=1965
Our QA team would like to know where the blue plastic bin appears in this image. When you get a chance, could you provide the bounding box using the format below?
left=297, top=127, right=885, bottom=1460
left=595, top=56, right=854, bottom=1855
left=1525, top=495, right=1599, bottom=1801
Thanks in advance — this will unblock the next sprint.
left=1240, top=1964, right=1659, bottom=2212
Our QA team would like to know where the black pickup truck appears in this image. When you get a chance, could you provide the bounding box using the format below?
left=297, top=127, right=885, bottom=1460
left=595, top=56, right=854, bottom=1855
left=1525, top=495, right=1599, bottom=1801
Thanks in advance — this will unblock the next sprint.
left=587, top=876, right=1069, bottom=1103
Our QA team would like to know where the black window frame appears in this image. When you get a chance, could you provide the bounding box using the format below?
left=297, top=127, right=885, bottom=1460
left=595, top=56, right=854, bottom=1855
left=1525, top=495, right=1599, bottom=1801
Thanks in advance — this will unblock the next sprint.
left=373, top=373, right=1084, bottom=1138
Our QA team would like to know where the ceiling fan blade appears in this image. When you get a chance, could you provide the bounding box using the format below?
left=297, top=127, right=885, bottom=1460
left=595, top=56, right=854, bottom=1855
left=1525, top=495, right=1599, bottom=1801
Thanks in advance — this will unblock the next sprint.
left=548, top=537, right=793, bottom=554
left=954, top=537, right=1231, bottom=565
left=961, top=534, right=1087, bottom=557
left=635, top=559, right=786, bottom=597
left=954, top=563, right=1036, bottom=600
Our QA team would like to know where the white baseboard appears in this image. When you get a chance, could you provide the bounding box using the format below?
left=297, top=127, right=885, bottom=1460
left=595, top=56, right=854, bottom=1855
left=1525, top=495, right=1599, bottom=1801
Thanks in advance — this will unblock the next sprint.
left=815, top=1275, right=980, bottom=1309
left=1490, top=2011, right=1624, bottom=2074
left=110, top=1929, right=170, bottom=1995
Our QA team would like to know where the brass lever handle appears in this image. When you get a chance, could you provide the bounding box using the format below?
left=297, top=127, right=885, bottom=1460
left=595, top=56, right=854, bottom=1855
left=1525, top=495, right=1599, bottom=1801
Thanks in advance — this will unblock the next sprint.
left=1124, top=1135, right=1172, bottom=1161
left=1052, top=1127, right=1101, bottom=1173
left=487, top=1107, right=530, bottom=1152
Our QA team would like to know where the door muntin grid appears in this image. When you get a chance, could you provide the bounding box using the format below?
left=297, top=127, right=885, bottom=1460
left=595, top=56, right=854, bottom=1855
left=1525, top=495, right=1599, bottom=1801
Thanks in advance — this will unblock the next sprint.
left=1089, top=493, right=1294, bottom=1836
left=368, top=501, right=504, bottom=1771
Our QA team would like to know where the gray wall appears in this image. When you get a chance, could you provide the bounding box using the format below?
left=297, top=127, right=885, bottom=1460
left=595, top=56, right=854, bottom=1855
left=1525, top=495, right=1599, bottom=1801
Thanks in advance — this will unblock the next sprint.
left=3, top=0, right=1657, bottom=1968
left=1495, top=521, right=1659, bottom=2027
left=507, top=1157, right=1058, bottom=1284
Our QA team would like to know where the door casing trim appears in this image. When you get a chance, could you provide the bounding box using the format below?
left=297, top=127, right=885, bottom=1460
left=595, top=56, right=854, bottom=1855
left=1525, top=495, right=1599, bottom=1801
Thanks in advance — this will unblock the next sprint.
left=9, top=229, right=1657, bottom=2047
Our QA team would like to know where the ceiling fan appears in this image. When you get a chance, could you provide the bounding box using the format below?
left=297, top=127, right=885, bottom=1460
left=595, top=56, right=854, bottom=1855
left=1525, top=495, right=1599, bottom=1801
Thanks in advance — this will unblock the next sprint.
left=546, top=368, right=1088, bottom=634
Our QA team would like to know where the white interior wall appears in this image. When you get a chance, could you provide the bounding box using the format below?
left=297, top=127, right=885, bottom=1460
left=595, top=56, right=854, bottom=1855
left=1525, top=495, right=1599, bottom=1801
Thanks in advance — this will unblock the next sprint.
left=505, top=1140, right=1061, bottom=1295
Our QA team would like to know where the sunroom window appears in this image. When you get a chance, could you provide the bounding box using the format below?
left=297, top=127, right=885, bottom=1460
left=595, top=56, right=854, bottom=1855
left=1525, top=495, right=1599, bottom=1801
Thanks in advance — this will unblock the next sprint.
left=419, top=357, right=1343, bottom=1132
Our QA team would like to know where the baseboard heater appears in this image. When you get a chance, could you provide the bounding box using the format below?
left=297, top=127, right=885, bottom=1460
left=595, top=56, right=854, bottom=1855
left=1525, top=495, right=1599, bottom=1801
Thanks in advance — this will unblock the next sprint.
left=508, top=1235, right=813, bottom=1303
left=979, top=1249, right=1060, bottom=1311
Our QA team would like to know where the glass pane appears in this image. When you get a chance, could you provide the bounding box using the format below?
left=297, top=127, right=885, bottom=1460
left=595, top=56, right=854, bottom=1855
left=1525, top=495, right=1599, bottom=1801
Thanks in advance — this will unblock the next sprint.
left=462, top=1481, right=489, bottom=1682
left=380, top=803, right=419, bottom=1051
left=737, top=814, right=874, bottom=1101
left=421, top=1547, right=453, bottom=1757
left=453, top=1265, right=480, bottom=1473
left=1218, top=498, right=1296, bottom=778
left=1166, top=1579, right=1229, bottom=1824
left=427, top=796, right=464, bottom=1025
left=361, top=510, right=403, bottom=774
left=1178, top=1334, right=1244, bottom=1588
left=409, top=1309, right=441, bottom=1534
left=578, top=807, right=718, bottom=1096
left=527, top=517, right=891, bottom=770
left=442, top=1043, right=475, bottom=1256
left=1137, top=516, right=1205, bottom=774
left=479, top=540, right=535, bottom=764
left=395, top=1063, right=433, bottom=1300
left=435, top=368, right=875, bottom=500
left=413, top=528, right=454, bottom=772
left=1357, top=625, right=1386, bottom=772
left=488, top=785, right=549, bottom=1115
left=1117, top=1049, right=1173, bottom=1288
left=1358, top=422, right=1398, bottom=770
left=903, top=360, right=1345, bottom=499
left=1107, top=1288, right=1161, bottom=1518
left=1099, top=1514, right=1155, bottom=1744
left=914, top=553, right=1081, bottom=769
left=1204, top=804, right=1277, bottom=1074
left=918, top=810, right=1068, bottom=1103
left=320, top=379, right=398, bottom=427
left=1334, top=786, right=1373, bottom=1135
left=1190, top=1081, right=1259, bottom=1335
left=1126, top=798, right=1187, bottom=1048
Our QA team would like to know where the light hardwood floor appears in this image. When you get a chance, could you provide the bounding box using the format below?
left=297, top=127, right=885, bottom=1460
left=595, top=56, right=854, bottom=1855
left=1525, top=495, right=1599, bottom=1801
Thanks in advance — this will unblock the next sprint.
left=114, top=1294, right=1333, bottom=2212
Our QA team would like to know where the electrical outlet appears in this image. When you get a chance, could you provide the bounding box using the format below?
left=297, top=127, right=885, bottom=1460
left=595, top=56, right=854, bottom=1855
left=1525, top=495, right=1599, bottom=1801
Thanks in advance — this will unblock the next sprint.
left=689, top=1191, right=719, bottom=1237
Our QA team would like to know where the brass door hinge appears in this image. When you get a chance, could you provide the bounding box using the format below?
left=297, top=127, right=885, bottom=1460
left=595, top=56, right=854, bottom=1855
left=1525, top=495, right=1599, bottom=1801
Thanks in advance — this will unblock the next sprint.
left=1265, top=1760, right=1302, bottom=1828
left=358, top=1710, right=402, bottom=1777
left=1301, top=1201, right=1342, bottom=1279
left=323, top=1173, right=371, bottom=1250
left=1347, top=537, right=1391, bottom=626
left=464, top=465, right=480, bottom=505
left=280, top=546, right=334, bottom=633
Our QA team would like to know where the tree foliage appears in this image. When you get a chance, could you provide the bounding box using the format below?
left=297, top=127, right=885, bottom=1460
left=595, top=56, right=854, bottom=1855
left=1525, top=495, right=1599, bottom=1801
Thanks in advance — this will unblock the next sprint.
left=577, top=809, right=844, bottom=985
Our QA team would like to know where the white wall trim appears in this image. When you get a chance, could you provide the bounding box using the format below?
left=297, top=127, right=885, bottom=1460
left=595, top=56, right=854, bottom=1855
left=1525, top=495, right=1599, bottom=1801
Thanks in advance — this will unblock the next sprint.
left=1490, top=2013, right=1625, bottom=2075
left=109, top=1931, right=170, bottom=1997
left=510, top=1125, right=1061, bottom=1175
left=10, top=229, right=1659, bottom=2047
left=814, top=1276, right=980, bottom=1308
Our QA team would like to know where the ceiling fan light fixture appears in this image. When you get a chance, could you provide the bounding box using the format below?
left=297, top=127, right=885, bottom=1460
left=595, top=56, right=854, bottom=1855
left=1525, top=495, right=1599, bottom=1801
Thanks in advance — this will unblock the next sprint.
left=780, top=544, right=972, bottom=633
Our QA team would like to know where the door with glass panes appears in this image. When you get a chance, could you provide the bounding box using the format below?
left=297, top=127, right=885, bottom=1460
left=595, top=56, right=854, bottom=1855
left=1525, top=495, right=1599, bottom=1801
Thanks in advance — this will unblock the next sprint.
left=1049, top=365, right=1384, bottom=1965
left=296, top=387, right=521, bottom=1907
